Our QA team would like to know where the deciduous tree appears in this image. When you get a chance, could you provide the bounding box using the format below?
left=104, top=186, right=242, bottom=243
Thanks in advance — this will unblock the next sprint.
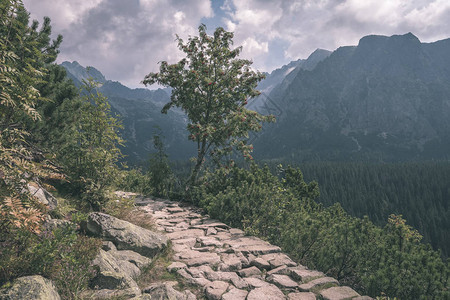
left=143, top=24, right=274, bottom=186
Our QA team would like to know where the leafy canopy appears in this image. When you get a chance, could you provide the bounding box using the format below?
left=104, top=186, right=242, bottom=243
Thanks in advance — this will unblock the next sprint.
left=143, top=24, right=274, bottom=184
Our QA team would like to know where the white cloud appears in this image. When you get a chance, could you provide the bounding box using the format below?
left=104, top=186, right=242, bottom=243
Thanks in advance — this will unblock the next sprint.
left=23, top=0, right=213, bottom=88
left=21, top=0, right=450, bottom=85
left=220, top=0, right=450, bottom=72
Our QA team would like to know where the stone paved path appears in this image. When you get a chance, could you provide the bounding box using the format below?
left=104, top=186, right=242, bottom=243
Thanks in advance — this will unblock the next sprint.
left=138, top=196, right=372, bottom=300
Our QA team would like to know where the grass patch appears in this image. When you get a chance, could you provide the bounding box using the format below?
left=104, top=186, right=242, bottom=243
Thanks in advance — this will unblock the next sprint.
left=103, top=195, right=155, bottom=230
left=136, top=244, right=205, bottom=299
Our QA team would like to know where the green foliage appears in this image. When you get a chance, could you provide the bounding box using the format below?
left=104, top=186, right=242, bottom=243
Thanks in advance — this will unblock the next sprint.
left=0, top=223, right=101, bottom=299
left=147, top=130, right=174, bottom=198
left=296, top=161, right=450, bottom=258
left=143, top=24, right=274, bottom=186
left=55, top=78, right=124, bottom=210
left=193, top=164, right=449, bottom=299
left=0, top=0, right=62, bottom=232
left=117, top=168, right=151, bottom=195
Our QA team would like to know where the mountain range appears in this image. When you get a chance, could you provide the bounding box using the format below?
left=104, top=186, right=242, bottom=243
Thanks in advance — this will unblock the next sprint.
left=253, top=33, right=450, bottom=162
left=62, top=32, right=450, bottom=164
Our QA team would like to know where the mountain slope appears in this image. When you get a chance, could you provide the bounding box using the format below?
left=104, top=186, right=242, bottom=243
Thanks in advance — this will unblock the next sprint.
left=61, top=61, right=195, bottom=163
left=254, top=33, right=450, bottom=161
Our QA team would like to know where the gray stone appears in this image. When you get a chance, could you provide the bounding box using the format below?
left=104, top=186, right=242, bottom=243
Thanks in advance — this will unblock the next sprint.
left=198, top=236, right=223, bottom=247
left=102, top=241, right=117, bottom=251
left=238, top=266, right=262, bottom=277
left=43, top=219, right=73, bottom=232
left=221, top=287, right=248, bottom=300
left=143, top=281, right=190, bottom=300
left=206, top=227, right=218, bottom=235
left=86, top=287, right=141, bottom=299
left=167, top=262, right=188, bottom=273
left=267, top=265, right=289, bottom=275
left=290, top=268, right=324, bottom=282
left=167, top=229, right=205, bottom=240
left=288, top=292, right=317, bottom=300
left=229, top=228, right=245, bottom=236
left=247, top=284, right=286, bottom=300
left=205, top=281, right=229, bottom=300
left=187, top=265, right=214, bottom=277
left=110, top=250, right=151, bottom=269
left=177, top=269, right=193, bottom=281
left=91, top=249, right=140, bottom=295
left=267, top=274, right=299, bottom=290
left=230, top=276, right=248, bottom=289
left=219, top=253, right=242, bottom=271
left=204, top=271, right=240, bottom=283
left=189, top=277, right=212, bottom=288
left=93, top=249, right=122, bottom=273
left=262, top=253, right=297, bottom=268
left=86, top=212, right=168, bottom=258
left=251, top=257, right=271, bottom=270
left=183, top=252, right=221, bottom=267
left=298, top=277, right=339, bottom=291
left=116, top=259, right=141, bottom=278
left=27, top=184, right=58, bottom=210
left=167, top=206, right=184, bottom=213
left=243, top=277, right=270, bottom=289
left=353, top=296, right=374, bottom=300
left=91, top=271, right=129, bottom=290
left=0, top=275, right=60, bottom=300
left=320, top=286, right=360, bottom=300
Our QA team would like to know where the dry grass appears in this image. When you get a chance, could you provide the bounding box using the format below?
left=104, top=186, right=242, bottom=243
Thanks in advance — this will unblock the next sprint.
left=104, top=196, right=155, bottom=230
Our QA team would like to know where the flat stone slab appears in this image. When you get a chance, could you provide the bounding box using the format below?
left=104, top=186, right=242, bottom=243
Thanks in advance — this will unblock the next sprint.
left=205, top=281, right=229, bottom=300
left=290, top=268, right=325, bottom=282
left=320, top=286, right=360, bottom=300
left=182, top=252, right=221, bottom=267
left=267, top=274, right=299, bottom=289
left=299, top=277, right=339, bottom=291
left=222, top=288, right=248, bottom=300
left=167, top=229, right=205, bottom=240
left=251, top=257, right=271, bottom=270
left=247, top=284, right=286, bottom=300
left=288, top=292, right=317, bottom=300
left=244, top=277, right=270, bottom=289
left=238, top=266, right=262, bottom=277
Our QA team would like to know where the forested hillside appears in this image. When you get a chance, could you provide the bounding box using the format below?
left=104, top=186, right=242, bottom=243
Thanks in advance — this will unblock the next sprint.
left=296, top=161, right=450, bottom=257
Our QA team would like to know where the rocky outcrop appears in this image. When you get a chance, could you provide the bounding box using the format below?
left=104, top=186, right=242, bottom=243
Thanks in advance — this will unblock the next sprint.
left=0, top=275, right=60, bottom=300
left=85, top=212, right=168, bottom=257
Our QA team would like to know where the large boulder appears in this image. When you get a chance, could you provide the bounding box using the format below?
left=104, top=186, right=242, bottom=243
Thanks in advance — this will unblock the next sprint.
left=0, top=275, right=60, bottom=300
left=90, top=249, right=141, bottom=298
left=86, top=212, right=168, bottom=257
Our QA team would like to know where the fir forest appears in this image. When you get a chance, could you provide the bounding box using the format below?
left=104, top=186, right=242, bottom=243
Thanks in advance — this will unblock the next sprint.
left=0, top=1, right=449, bottom=299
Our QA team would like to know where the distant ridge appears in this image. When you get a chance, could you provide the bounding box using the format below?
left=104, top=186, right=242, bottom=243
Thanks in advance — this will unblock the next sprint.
left=252, top=33, right=450, bottom=162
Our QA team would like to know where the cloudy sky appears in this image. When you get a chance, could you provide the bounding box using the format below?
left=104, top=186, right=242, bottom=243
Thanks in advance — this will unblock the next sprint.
left=23, top=0, right=450, bottom=88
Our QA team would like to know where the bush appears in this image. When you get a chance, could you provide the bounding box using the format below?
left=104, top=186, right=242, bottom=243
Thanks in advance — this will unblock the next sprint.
left=0, top=223, right=101, bottom=299
left=193, top=163, right=449, bottom=299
